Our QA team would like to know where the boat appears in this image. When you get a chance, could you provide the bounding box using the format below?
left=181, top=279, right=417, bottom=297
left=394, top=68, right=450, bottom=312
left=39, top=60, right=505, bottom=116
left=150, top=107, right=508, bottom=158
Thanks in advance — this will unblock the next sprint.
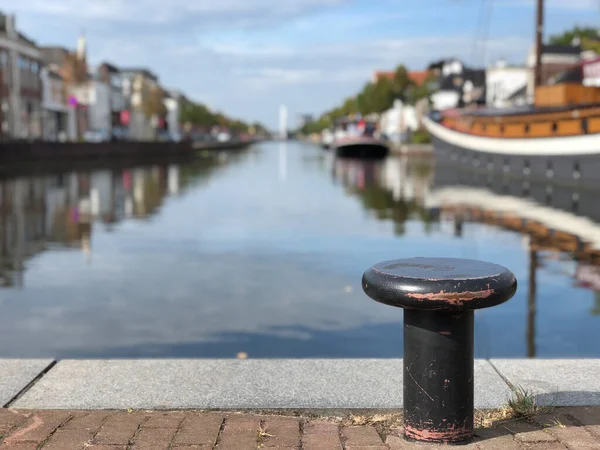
left=332, top=116, right=389, bottom=159
left=424, top=0, right=600, bottom=186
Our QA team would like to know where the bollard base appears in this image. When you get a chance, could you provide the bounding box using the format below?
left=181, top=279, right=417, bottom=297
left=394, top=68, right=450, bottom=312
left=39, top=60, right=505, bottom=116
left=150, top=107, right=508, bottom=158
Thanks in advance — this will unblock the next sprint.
left=404, top=425, right=474, bottom=445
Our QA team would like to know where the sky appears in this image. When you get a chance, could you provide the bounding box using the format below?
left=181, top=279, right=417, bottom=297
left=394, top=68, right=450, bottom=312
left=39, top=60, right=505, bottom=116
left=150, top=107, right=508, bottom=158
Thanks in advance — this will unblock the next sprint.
left=2, top=0, right=599, bottom=129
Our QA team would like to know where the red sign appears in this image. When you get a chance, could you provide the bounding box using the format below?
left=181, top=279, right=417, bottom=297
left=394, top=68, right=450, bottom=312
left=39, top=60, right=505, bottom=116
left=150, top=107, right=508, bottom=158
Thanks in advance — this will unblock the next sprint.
left=583, top=57, right=600, bottom=84
left=120, top=110, right=130, bottom=125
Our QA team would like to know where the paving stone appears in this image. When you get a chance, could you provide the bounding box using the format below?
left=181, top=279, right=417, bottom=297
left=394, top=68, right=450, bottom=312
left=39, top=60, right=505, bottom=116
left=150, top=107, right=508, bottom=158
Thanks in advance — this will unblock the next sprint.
left=12, top=359, right=509, bottom=409
left=303, top=421, right=341, bottom=450
left=342, top=426, right=384, bottom=446
left=503, top=420, right=558, bottom=443
left=0, top=411, right=30, bottom=436
left=475, top=427, right=523, bottom=450
left=93, top=412, right=147, bottom=445
left=261, top=416, right=300, bottom=447
left=564, top=406, right=600, bottom=438
left=218, top=426, right=258, bottom=450
left=0, top=443, right=39, bottom=449
left=171, top=414, right=223, bottom=446
left=85, top=446, right=127, bottom=450
left=0, top=360, right=54, bottom=407
left=131, top=426, right=177, bottom=449
left=41, top=428, right=94, bottom=450
left=62, top=411, right=113, bottom=430
left=3, top=411, right=71, bottom=445
left=143, top=412, right=185, bottom=429
left=386, top=434, right=479, bottom=449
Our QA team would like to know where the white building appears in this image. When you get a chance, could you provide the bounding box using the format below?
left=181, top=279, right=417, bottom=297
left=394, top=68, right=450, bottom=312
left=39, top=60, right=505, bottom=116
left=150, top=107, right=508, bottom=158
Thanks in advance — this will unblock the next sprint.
left=379, top=99, right=419, bottom=144
left=164, top=90, right=182, bottom=140
left=486, top=60, right=530, bottom=108
left=96, top=62, right=125, bottom=137
left=40, top=67, right=74, bottom=141
left=69, top=79, right=111, bottom=135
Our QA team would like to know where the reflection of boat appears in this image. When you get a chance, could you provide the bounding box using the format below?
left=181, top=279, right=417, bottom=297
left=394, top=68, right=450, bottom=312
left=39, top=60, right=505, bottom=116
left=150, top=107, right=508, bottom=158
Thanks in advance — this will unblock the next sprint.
left=333, top=136, right=389, bottom=159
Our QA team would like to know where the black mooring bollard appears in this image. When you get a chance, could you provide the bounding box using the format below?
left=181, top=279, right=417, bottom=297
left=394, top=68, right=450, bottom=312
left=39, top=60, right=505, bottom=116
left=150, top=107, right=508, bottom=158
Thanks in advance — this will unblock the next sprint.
left=362, top=257, right=517, bottom=445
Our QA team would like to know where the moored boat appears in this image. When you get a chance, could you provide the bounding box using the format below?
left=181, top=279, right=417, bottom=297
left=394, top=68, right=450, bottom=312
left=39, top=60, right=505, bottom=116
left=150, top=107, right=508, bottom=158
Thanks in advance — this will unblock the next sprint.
left=332, top=115, right=389, bottom=159
left=424, top=0, right=600, bottom=186
left=333, top=135, right=389, bottom=159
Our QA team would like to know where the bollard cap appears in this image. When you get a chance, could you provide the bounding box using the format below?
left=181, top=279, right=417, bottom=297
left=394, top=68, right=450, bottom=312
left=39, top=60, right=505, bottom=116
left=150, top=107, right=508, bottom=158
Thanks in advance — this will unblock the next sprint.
left=362, top=257, right=517, bottom=311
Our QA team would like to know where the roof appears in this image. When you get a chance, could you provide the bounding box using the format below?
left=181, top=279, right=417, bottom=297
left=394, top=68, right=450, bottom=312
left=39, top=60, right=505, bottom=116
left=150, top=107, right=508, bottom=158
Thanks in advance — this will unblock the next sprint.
left=99, top=62, right=120, bottom=73
left=408, top=71, right=429, bottom=86
left=0, top=13, right=39, bottom=49
left=373, top=70, right=430, bottom=86
left=41, top=47, right=71, bottom=66
left=119, top=67, right=158, bottom=81
left=543, top=44, right=582, bottom=55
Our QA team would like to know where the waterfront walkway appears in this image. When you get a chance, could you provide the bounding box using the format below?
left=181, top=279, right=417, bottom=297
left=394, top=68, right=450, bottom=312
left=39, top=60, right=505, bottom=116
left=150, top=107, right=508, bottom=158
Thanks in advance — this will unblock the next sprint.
left=0, top=408, right=599, bottom=449
left=2, top=359, right=600, bottom=448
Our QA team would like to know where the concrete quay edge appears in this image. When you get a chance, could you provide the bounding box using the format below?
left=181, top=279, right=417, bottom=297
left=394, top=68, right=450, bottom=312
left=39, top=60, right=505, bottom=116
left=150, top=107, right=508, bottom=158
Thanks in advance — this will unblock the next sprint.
left=1, top=358, right=598, bottom=410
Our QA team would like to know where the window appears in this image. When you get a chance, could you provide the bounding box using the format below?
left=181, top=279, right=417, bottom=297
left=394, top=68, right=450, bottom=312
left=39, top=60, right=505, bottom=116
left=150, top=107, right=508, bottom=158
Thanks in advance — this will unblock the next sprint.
left=552, top=122, right=558, bottom=133
left=573, top=162, right=581, bottom=180
left=524, top=124, right=530, bottom=134
left=546, top=160, right=554, bottom=178
left=523, top=159, right=531, bottom=176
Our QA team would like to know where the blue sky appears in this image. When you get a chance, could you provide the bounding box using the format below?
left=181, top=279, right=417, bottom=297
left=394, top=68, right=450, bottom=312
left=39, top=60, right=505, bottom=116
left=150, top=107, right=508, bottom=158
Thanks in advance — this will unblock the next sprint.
left=2, top=0, right=599, bottom=129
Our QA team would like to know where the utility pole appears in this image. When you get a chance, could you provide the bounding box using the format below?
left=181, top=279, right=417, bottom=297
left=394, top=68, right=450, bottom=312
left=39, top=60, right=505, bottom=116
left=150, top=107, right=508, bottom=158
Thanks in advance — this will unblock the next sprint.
left=534, top=0, right=544, bottom=89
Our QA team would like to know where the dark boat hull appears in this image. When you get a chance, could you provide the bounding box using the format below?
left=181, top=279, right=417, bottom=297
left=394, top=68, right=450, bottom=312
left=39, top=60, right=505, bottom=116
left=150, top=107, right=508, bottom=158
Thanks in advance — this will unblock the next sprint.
left=333, top=139, right=389, bottom=159
left=424, top=117, right=600, bottom=187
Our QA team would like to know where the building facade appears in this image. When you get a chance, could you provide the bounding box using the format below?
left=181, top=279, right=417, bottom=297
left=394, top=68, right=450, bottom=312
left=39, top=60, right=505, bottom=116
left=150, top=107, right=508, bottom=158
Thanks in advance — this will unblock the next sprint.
left=40, top=67, right=73, bottom=141
left=97, top=62, right=126, bottom=137
left=486, top=60, right=530, bottom=108
left=0, top=13, right=43, bottom=139
left=121, top=68, right=161, bottom=141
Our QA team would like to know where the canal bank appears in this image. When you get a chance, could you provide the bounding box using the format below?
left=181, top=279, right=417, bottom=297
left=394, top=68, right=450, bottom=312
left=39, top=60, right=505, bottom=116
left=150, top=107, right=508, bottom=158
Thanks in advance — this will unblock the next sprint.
left=2, top=359, right=600, bottom=410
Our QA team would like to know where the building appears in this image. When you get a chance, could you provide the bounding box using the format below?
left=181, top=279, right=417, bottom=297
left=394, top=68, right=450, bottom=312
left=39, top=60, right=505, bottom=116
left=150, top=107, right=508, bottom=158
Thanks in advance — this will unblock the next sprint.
left=525, top=43, right=583, bottom=99
left=379, top=99, right=419, bottom=144
left=163, top=90, right=182, bottom=141
left=583, top=56, right=600, bottom=87
left=97, top=62, right=126, bottom=137
left=121, top=68, right=162, bottom=141
left=41, top=37, right=89, bottom=140
left=296, top=113, right=313, bottom=130
left=486, top=60, right=530, bottom=108
left=427, top=59, right=485, bottom=111
left=40, top=67, right=73, bottom=141
left=0, top=13, right=43, bottom=139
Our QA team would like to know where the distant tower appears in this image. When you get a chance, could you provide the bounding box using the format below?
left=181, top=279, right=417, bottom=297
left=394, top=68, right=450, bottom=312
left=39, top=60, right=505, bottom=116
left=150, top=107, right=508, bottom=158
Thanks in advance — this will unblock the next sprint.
left=279, top=104, right=288, bottom=139
left=76, top=31, right=87, bottom=61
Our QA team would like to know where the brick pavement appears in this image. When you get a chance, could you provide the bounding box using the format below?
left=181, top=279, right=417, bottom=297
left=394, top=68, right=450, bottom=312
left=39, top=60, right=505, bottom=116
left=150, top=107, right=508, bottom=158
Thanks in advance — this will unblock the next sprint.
left=0, top=407, right=598, bottom=449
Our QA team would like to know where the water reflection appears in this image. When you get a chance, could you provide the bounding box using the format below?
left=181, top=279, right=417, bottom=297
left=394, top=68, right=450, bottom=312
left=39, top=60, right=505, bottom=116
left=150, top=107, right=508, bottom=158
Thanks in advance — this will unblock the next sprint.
left=0, top=142, right=598, bottom=358
left=0, top=152, right=247, bottom=289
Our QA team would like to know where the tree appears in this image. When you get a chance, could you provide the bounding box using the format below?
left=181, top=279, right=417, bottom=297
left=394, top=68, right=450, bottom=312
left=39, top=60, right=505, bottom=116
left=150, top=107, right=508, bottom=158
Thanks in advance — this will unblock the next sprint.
left=142, top=84, right=167, bottom=119
left=390, top=65, right=414, bottom=101
left=549, top=26, right=599, bottom=51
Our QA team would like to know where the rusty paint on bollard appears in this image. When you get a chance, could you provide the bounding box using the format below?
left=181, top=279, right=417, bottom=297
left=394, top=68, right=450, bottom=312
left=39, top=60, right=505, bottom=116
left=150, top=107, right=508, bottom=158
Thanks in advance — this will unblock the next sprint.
left=362, top=257, right=517, bottom=445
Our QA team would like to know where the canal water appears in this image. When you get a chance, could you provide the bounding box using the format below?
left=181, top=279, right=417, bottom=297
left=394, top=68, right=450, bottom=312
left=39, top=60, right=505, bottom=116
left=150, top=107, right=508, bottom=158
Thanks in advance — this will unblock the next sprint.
left=0, top=141, right=598, bottom=358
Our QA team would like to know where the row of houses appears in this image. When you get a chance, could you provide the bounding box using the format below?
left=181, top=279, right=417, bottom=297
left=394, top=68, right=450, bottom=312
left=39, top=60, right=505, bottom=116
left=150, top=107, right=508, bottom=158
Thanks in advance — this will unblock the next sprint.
left=0, top=12, right=184, bottom=142
left=373, top=41, right=600, bottom=142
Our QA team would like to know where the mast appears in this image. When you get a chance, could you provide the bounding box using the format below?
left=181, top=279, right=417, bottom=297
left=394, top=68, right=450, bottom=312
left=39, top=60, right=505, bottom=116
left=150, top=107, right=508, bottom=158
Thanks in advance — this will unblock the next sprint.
left=534, top=0, right=544, bottom=89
